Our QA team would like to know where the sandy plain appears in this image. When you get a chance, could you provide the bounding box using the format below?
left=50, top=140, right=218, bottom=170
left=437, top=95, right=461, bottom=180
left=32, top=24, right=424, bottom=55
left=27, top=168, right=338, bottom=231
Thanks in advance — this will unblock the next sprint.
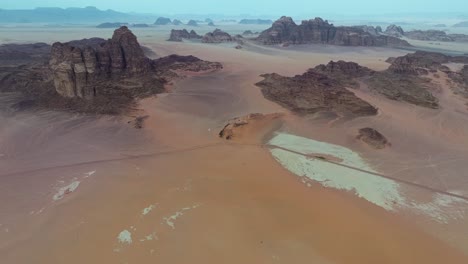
left=1, top=24, right=468, bottom=263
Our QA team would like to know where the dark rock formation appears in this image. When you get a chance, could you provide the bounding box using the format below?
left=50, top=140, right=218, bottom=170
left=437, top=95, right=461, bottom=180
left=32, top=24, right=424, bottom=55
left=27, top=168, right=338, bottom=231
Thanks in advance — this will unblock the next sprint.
left=367, top=72, right=439, bottom=109
left=255, top=69, right=378, bottom=117
left=384, top=24, right=405, bottom=37
left=172, top=19, right=182, bottom=25
left=208, top=22, right=216, bottom=27
left=239, top=19, right=273, bottom=25
left=257, top=17, right=410, bottom=47
left=202, top=29, right=234, bottom=43
left=154, top=17, right=172, bottom=25
left=242, top=30, right=254, bottom=36
left=0, top=26, right=223, bottom=114
left=187, top=20, right=198, bottom=26
left=168, top=29, right=202, bottom=41
left=453, top=21, right=468, bottom=27
left=357, top=128, right=390, bottom=149
left=96, top=22, right=129, bottom=28
left=132, top=23, right=149, bottom=28
left=235, top=45, right=243, bottom=49
left=0, top=43, right=51, bottom=65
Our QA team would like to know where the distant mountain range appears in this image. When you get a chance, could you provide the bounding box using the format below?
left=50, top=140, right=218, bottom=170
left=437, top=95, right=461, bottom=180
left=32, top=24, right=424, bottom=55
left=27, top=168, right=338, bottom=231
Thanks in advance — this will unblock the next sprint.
left=0, top=6, right=151, bottom=23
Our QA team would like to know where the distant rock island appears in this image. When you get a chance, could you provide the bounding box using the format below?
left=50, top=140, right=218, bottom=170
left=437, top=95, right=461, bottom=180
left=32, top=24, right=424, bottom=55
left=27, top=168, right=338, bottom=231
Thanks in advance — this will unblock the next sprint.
left=256, top=51, right=468, bottom=115
left=154, top=17, right=172, bottom=25
left=384, top=24, right=468, bottom=42
left=0, top=27, right=222, bottom=114
left=168, top=29, right=202, bottom=42
left=257, top=16, right=410, bottom=47
left=187, top=20, right=199, bottom=26
left=453, top=21, right=468, bottom=27
left=96, top=22, right=129, bottom=28
left=239, top=19, right=273, bottom=25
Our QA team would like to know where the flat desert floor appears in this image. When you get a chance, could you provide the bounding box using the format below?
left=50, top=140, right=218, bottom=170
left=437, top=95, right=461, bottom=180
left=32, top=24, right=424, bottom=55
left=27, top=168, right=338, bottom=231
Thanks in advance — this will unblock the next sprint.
left=1, top=25, right=468, bottom=263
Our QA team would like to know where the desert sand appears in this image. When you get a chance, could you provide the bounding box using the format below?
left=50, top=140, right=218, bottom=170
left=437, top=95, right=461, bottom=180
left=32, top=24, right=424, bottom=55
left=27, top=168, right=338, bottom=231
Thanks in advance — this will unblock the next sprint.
left=1, top=25, right=468, bottom=263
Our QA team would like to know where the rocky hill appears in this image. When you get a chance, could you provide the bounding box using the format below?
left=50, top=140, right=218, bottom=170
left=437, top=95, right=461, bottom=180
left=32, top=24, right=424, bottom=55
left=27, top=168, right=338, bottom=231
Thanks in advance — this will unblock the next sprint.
left=255, top=69, right=378, bottom=117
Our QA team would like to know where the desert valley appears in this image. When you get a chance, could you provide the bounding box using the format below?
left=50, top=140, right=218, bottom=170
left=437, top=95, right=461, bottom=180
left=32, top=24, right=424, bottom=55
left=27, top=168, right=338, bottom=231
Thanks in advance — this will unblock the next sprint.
left=1, top=4, right=468, bottom=264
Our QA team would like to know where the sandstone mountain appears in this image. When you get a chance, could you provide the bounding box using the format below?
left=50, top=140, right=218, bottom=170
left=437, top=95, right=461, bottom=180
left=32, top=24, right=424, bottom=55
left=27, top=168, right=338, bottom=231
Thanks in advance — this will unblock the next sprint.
left=256, top=16, right=410, bottom=47
left=0, top=26, right=223, bottom=114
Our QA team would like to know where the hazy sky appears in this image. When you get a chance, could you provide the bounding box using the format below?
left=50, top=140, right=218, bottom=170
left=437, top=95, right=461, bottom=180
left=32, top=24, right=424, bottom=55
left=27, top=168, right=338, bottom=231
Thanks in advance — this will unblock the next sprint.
left=1, top=0, right=467, bottom=15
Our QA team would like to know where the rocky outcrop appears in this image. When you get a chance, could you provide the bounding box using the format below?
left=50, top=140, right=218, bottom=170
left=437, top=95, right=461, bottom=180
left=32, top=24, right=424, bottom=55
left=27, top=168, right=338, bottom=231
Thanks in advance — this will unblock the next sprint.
left=187, top=20, right=198, bottom=26
left=219, top=113, right=283, bottom=143
left=202, top=29, right=234, bottom=43
left=255, top=69, right=378, bottom=117
left=154, top=17, right=172, bottom=25
left=168, top=29, right=202, bottom=41
left=208, top=22, right=216, bottom=27
left=313, top=60, right=374, bottom=88
left=357, top=128, right=390, bottom=149
left=257, top=16, right=410, bottom=47
left=384, top=24, right=404, bottom=37
left=172, top=19, right=182, bottom=25
left=239, top=19, right=273, bottom=25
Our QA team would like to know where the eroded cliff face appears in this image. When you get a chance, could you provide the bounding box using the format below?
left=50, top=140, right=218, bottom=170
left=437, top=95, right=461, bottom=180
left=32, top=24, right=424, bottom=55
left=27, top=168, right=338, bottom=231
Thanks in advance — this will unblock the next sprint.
left=49, top=26, right=152, bottom=98
left=257, top=16, right=410, bottom=47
